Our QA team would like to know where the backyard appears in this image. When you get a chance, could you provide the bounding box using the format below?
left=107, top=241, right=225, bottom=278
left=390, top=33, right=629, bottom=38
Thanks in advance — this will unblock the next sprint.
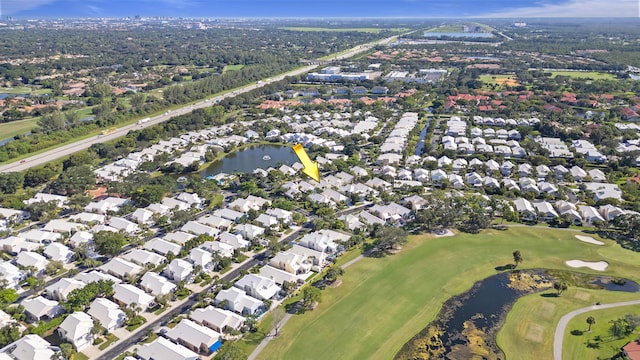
left=256, top=227, right=640, bottom=360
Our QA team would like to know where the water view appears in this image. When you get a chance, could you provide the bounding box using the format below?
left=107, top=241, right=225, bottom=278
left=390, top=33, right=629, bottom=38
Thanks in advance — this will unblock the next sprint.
left=424, top=32, right=495, bottom=38
left=201, top=144, right=299, bottom=177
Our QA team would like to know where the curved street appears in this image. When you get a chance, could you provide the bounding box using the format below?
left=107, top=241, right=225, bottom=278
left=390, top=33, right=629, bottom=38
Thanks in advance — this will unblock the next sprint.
left=553, top=299, right=640, bottom=360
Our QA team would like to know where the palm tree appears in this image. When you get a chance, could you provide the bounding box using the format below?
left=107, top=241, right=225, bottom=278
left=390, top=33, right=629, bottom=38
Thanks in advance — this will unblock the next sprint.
left=513, top=250, right=523, bottom=268
left=586, top=316, right=596, bottom=332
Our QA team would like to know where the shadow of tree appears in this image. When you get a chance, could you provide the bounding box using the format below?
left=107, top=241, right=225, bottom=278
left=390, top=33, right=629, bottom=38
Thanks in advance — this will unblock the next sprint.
left=495, top=264, right=515, bottom=271
left=571, top=330, right=584, bottom=336
left=540, top=293, right=559, bottom=298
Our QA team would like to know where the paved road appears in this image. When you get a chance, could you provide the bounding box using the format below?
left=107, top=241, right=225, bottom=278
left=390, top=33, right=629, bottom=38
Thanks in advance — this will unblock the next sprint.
left=97, top=225, right=308, bottom=360
left=553, top=299, right=640, bottom=360
left=0, top=34, right=401, bottom=174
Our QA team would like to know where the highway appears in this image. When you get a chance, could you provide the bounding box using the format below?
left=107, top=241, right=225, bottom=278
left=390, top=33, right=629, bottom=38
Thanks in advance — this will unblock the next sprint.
left=0, top=33, right=400, bottom=174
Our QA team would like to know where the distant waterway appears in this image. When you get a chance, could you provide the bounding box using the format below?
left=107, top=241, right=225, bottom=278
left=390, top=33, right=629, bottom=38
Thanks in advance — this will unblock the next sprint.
left=424, top=32, right=494, bottom=38
left=415, top=114, right=432, bottom=156
left=201, top=144, right=299, bottom=177
left=0, top=93, right=29, bottom=100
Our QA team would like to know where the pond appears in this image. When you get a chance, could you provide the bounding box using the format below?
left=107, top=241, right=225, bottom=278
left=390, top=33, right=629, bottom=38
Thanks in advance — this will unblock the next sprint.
left=396, top=271, right=640, bottom=359
left=200, top=144, right=300, bottom=177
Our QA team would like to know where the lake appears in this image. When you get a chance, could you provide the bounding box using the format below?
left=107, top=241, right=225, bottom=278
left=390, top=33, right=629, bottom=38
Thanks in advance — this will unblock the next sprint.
left=201, top=144, right=300, bottom=177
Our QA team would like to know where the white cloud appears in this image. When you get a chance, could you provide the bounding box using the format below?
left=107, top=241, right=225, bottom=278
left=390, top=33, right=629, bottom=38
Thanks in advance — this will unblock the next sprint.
left=1, top=0, right=57, bottom=16
left=483, top=0, right=639, bottom=18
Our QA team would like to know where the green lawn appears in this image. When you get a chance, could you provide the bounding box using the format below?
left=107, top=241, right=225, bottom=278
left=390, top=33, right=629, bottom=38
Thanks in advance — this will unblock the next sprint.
left=563, top=305, right=639, bottom=359
left=223, top=64, right=245, bottom=72
left=258, top=228, right=640, bottom=360
left=498, top=288, right=640, bottom=360
left=0, top=86, right=33, bottom=94
left=0, top=118, right=39, bottom=139
left=550, top=71, right=617, bottom=80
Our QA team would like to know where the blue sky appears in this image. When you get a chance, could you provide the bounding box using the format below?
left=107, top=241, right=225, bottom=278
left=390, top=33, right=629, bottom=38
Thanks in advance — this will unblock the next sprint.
left=1, top=0, right=638, bottom=18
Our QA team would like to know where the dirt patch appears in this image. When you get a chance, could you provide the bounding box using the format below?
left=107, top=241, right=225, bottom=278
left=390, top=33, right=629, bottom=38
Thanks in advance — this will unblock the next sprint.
left=508, top=272, right=553, bottom=291
left=525, top=323, right=544, bottom=343
left=495, top=77, right=519, bottom=86
left=574, top=291, right=591, bottom=301
left=328, top=280, right=342, bottom=288
left=539, top=301, right=556, bottom=319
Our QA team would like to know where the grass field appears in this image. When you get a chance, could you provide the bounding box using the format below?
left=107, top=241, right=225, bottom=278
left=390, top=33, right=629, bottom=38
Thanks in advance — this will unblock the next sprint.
left=0, top=117, right=39, bottom=139
left=479, top=74, right=520, bottom=87
left=279, top=27, right=408, bottom=33
left=258, top=227, right=640, bottom=360
left=498, top=288, right=640, bottom=360
left=223, top=64, right=245, bottom=73
left=562, top=305, right=639, bottom=359
left=550, top=71, right=617, bottom=80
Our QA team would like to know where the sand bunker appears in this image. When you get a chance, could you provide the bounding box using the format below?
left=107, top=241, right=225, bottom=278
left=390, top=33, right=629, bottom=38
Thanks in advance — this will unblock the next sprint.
left=575, top=235, right=604, bottom=246
left=565, top=260, right=608, bottom=271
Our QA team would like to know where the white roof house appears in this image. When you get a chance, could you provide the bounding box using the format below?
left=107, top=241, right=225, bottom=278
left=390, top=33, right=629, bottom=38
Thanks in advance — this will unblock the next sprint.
left=164, top=318, right=221, bottom=354
left=140, top=271, right=176, bottom=296
left=212, top=208, right=245, bottom=222
left=112, top=283, right=155, bottom=309
left=137, top=337, right=199, bottom=360
left=214, top=287, right=263, bottom=316
left=24, top=193, right=68, bottom=208
left=0, top=261, right=24, bottom=289
left=512, top=198, right=536, bottom=220
left=298, top=229, right=348, bottom=253
left=161, top=197, right=191, bottom=211
left=87, top=298, right=126, bottom=332
left=166, top=259, right=194, bottom=282
left=19, top=229, right=61, bottom=244
left=219, top=231, right=250, bottom=249
left=144, top=238, right=182, bottom=256
left=234, top=274, right=281, bottom=300
left=259, top=265, right=300, bottom=285
left=578, top=205, right=606, bottom=225
left=175, top=193, right=203, bottom=208
left=532, top=201, right=559, bottom=220
left=0, top=236, right=40, bottom=255
left=197, top=215, right=232, bottom=230
left=255, top=214, right=279, bottom=228
left=75, top=270, right=121, bottom=285
left=146, top=203, right=170, bottom=216
left=8, top=335, right=55, bottom=360
left=131, top=208, right=155, bottom=225
left=22, top=296, right=62, bottom=322
left=189, top=248, right=213, bottom=269
left=43, top=219, right=85, bottom=234
left=58, top=311, right=94, bottom=351
left=190, top=305, right=245, bottom=333
left=99, top=258, right=143, bottom=280
left=200, top=241, right=234, bottom=258
left=181, top=221, right=219, bottom=237
left=84, top=197, right=129, bottom=214
left=43, top=242, right=73, bottom=263
left=69, top=212, right=106, bottom=224
left=45, top=278, right=85, bottom=301
left=15, top=251, right=49, bottom=273
left=163, top=231, right=195, bottom=245
left=121, top=249, right=166, bottom=268
left=108, top=217, right=139, bottom=234
left=269, top=252, right=312, bottom=275
left=69, top=231, right=93, bottom=248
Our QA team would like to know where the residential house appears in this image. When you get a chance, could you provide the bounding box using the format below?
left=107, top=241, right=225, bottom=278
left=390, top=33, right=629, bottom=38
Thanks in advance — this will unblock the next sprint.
left=289, top=244, right=327, bottom=270
left=0, top=236, right=39, bottom=255
left=359, top=211, right=385, bottom=227
left=166, top=259, right=194, bottom=282
left=68, top=231, right=92, bottom=248
left=139, top=272, right=176, bottom=296
left=269, top=252, right=312, bottom=275
left=512, top=198, right=536, bottom=220
left=137, top=337, right=199, bottom=360
left=108, top=217, right=139, bottom=234
left=189, top=248, right=213, bottom=270
left=197, top=216, right=232, bottom=231
left=87, top=298, right=126, bottom=332
left=338, top=214, right=365, bottom=231
left=265, top=208, right=293, bottom=225
left=22, top=296, right=62, bottom=322
left=190, top=306, right=245, bottom=333
left=233, top=224, right=264, bottom=241
left=58, top=311, right=94, bottom=350
left=181, top=221, right=219, bottom=237
left=45, top=278, right=85, bottom=301
left=99, top=258, right=143, bottom=280
left=533, top=201, right=559, bottom=221
left=43, top=243, right=73, bottom=263
left=144, top=238, right=182, bottom=256
left=24, top=193, right=68, bottom=208
left=212, top=208, right=245, bottom=222
left=176, top=193, right=203, bottom=209
left=112, top=283, right=155, bottom=310
left=131, top=208, right=154, bottom=225
left=234, top=274, right=281, bottom=300
left=599, top=205, right=626, bottom=221
left=19, top=229, right=61, bottom=244
left=69, top=212, right=106, bottom=225
left=7, top=335, right=55, bottom=360
left=165, top=318, right=221, bottom=355
left=369, top=203, right=412, bottom=223
left=163, top=231, right=196, bottom=246
left=121, top=249, right=166, bottom=268
left=14, top=251, right=49, bottom=274
left=298, top=230, right=348, bottom=253
left=578, top=205, right=606, bottom=225
left=214, top=287, right=264, bottom=316
left=75, top=270, right=121, bottom=285
left=43, top=219, right=85, bottom=234
left=200, top=241, right=234, bottom=258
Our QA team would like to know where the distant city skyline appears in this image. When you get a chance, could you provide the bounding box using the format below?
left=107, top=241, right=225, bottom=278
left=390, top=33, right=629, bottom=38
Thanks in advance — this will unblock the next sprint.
left=1, top=0, right=638, bottom=18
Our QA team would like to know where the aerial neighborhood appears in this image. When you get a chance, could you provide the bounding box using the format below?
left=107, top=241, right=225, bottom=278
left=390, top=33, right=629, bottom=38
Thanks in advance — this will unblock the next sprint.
left=0, top=15, right=639, bottom=360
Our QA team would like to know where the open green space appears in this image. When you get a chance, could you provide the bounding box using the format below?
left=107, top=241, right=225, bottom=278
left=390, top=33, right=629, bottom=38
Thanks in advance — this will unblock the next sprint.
left=258, top=227, right=640, bottom=360
left=563, top=305, right=639, bottom=359
left=425, top=25, right=465, bottom=33
left=0, top=118, right=39, bottom=139
left=479, top=74, right=520, bottom=88
left=279, top=27, right=408, bottom=33
left=222, top=64, right=245, bottom=72
left=550, top=71, right=617, bottom=80
left=498, top=288, right=640, bottom=360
